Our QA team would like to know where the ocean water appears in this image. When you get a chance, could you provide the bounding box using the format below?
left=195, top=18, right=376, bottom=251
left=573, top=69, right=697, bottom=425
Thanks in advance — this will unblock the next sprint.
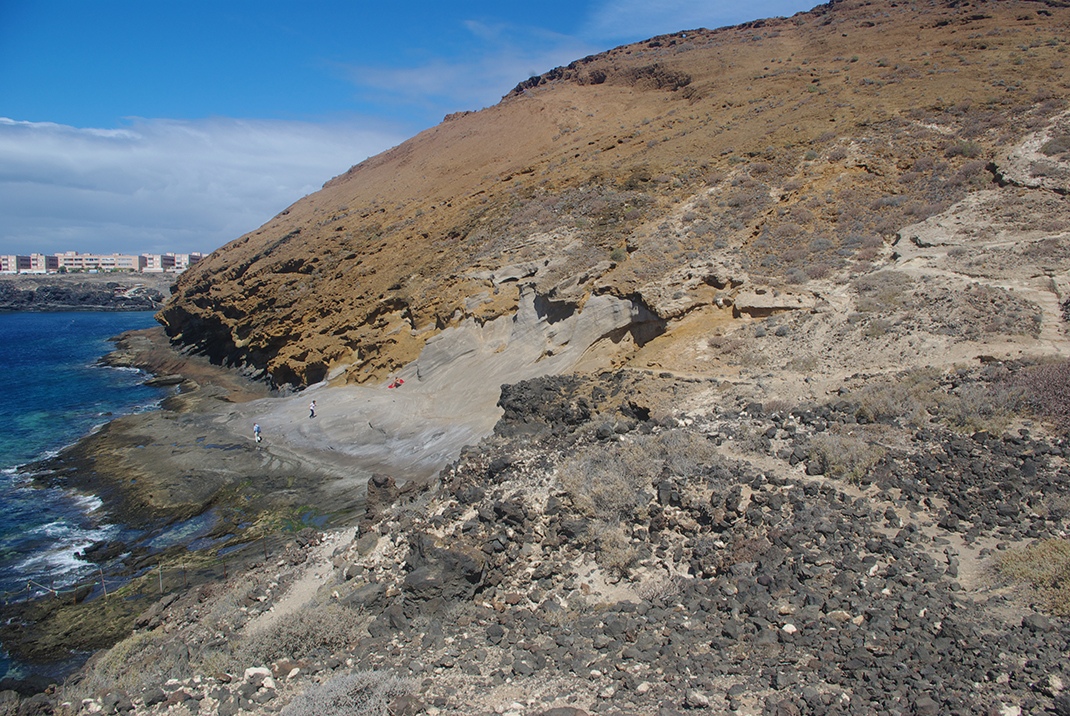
left=0, top=311, right=166, bottom=602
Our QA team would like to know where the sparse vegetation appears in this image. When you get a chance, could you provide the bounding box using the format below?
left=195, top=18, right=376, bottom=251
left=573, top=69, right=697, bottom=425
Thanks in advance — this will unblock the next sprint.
left=281, top=670, right=416, bottom=716
left=238, top=603, right=366, bottom=667
left=995, top=539, right=1070, bottom=616
left=807, top=430, right=886, bottom=483
left=1017, top=358, right=1070, bottom=433
left=1040, top=131, right=1070, bottom=158
left=558, top=429, right=725, bottom=574
left=853, top=270, right=914, bottom=312
left=64, top=631, right=188, bottom=700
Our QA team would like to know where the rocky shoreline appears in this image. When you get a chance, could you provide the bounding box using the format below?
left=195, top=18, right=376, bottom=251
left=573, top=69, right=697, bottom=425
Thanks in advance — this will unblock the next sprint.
left=5, top=361, right=1065, bottom=716
left=0, top=327, right=367, bottom=692
left=0, top=275, right=175, bottom=312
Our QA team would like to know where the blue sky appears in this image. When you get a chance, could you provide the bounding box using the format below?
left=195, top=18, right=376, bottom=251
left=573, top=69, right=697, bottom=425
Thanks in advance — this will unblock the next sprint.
left=0, top=0, right=818, bottom=257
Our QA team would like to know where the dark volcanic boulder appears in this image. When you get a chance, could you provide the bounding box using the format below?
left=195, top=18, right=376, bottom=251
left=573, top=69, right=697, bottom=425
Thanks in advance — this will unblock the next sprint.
left=364, top=473, right=400, bottom=525
left=403, top=534, right=485, bottom=602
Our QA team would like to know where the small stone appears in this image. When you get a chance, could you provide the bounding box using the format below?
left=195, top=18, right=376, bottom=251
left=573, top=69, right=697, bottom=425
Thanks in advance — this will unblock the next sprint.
left=913, top=695, right=940, bottom=716
left=244, top=666, right=272, bottom=684
left=1022, top=613, right=1052, bottom=632
left=685, top=690, right=711, bottom=709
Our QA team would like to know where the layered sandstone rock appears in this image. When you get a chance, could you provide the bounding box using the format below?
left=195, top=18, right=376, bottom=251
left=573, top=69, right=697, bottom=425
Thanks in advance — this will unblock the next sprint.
left=158, top=0, right=1070, bottom=388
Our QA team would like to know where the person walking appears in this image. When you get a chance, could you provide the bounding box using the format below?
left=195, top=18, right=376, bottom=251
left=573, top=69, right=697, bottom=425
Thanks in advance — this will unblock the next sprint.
left=253, top=423, right=262, bottom=443
left=309, top=400, right=317, bottom=419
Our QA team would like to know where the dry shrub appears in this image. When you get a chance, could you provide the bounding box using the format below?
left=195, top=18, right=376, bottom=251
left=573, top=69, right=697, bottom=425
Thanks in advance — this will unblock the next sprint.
left=995, top=539, right=1070, bottom=616
left=559, top=429, right=721, bottom=522
left=852, top=270, right=913, bottom=312
left=559, top=442, right=658, bottom=522
left=1016, top=359, right=1070, bottom=434
left=593, top=521, right=640, bottom=576
left=853, top=369, right=1021, bottom=434
left=853, top=370, right=940, bottom=427
left=1040, top=132, right=1070, bottom=158
left=281, top=670, right=416, bottom=716
left=65, top=631, right=190, bottom=701
left=808, top=431, right=886, bottom=483
left=938, top=380, right=1023, bottom=434
left=237, top=603, right=366, bottom=666
left=559, top=429, right=724, bottom=575
left=657, top=429, right=723, bottom=479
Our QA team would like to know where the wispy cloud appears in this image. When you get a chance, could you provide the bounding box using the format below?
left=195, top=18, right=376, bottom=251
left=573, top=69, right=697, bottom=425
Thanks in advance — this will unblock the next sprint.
left=0, top=117, right=404, bottom=256
left=337, top=22, right=597, bottom=121
left=584, top=0, right=818, bottom=42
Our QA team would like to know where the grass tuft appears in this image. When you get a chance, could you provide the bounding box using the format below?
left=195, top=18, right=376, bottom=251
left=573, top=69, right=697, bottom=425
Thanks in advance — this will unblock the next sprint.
left=995, top=539, right=1070, bottom=616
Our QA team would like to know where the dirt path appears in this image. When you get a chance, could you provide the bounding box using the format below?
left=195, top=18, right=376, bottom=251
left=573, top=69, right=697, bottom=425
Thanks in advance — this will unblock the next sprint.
left=244, top=527, right=359, bottom=636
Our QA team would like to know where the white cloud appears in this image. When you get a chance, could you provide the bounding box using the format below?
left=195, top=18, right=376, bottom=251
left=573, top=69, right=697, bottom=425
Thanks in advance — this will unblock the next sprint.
left=338, top=22, right=597, bottom=120
left=338, top=3, right=819, bottom=119
left=0, top=117, right=404, bottom=256
left=584, top=0, right=819, bottom=42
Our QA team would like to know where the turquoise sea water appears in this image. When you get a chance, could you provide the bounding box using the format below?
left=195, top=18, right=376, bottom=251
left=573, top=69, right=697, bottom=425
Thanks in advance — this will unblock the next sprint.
left=0, top=311, right=166, bottom=601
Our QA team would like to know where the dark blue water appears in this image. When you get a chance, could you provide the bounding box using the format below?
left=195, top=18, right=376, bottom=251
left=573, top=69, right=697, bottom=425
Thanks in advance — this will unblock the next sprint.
left=0, top=311, right=166, bottom=603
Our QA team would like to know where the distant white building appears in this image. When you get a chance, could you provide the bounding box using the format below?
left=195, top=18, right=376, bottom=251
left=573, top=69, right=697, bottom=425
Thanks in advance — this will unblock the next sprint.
left=142, top=253, right=176, bottom=273
left=0, top=254, right=57, bottom=273
left=171, top=252, right=204, bottom=272
left=142, top=252, right=203, bottom=272
left=56, top=251, right=145, bottom=272
left=0, top=255, right=29, bottom=273
left=1, top=250, right=199, bottom=274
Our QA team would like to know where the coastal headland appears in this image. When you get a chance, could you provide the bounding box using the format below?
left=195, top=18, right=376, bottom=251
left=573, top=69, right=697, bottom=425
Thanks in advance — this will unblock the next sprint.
left=1, top=0, right=1069, bottom=712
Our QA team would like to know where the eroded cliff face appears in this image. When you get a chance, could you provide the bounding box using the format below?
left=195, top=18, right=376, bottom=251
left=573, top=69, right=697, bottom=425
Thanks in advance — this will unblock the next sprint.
left=158, top=0, right=1070, bottom=387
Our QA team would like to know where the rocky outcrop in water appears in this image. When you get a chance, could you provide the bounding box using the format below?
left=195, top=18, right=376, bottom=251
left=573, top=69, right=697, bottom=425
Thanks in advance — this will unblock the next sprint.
left=0, top=276, right=170, bottom=312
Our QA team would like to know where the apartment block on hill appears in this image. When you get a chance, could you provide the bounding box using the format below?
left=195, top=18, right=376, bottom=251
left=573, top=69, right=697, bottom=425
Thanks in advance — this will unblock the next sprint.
left=0, top=251, right=202, bottom=274
left=0, top=254, right=59, bottom=273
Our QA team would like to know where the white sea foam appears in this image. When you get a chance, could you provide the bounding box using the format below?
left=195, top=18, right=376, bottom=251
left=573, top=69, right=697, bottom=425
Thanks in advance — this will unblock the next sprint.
left=69, top=492, right=105, bottom=514
left=13, top=521, right=120, bottom=588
